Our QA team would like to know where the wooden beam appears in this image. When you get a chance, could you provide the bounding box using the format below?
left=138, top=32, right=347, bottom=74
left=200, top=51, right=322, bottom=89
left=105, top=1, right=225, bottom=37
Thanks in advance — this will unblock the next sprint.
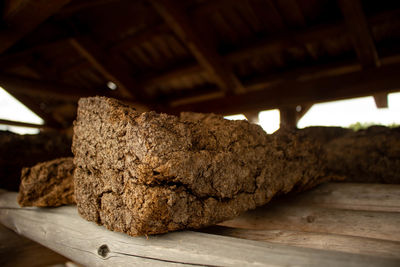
left=0, top=119, right=51, bottom=130
left=140, top=9, right=400, bottom=90
left=5, top=93, right=62, bottom=128
left=0, top=0, right=71, bottom=54
left=150, top=0, right=246, bottom=94
left=280, top=107, right=297, bottom=129
left=110, top=24, right=170, bottom=53
left=373, top=93, right=388, bottom=109
left=0, top=190, right=398, bottom=267
left=0, top=73, right=95, bottom=101
left=296, top=104, right=313, bottom=122
left=338, top=0, right=380, bottom=69
left=162, top=62, right=400, bottom=115
left=68, top=38, right=137, bottom=99
left=243, top=111, right=260, bottom=124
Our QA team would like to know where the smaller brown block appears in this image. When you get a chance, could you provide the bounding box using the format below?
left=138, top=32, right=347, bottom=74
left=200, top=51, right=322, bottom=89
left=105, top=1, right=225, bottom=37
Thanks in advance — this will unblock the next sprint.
left=18, top=157, right=75, bottom=207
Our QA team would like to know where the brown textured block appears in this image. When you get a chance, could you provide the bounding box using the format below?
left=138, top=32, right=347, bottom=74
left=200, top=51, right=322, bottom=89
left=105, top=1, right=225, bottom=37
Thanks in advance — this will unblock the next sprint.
left=72, top=97, right=328, bottom=236
left=324, top=126, right=400, bottom=184
left=18, top=157, right=75, bottom=207
left=0, top=131, right=72, bottom=191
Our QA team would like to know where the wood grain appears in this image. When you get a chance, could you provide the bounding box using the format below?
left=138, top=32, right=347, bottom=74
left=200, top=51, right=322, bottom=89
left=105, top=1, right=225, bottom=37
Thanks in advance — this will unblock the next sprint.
left=0, top=190, right=398, bottom=267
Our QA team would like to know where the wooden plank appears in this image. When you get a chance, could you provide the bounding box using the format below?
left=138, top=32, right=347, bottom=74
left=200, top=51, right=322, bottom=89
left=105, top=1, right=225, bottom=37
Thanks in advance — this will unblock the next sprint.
left=0, top=191, right=397, bottom=267
left=221, top=201, right=400, bottom=243
left=373, top=93, right=388, bottom=108
left=338, top=0, right=380, bottom=68
left=0, top=0, right=71, bottom=54
left=201, top=226, right=400, bottom=260
left=0, top=224, right=68, bottom=267
left=150, top=0, right=246, bottom=94
left=289, top=183, right=400, bottom=213
left=162, top=61, right=400, bottom=114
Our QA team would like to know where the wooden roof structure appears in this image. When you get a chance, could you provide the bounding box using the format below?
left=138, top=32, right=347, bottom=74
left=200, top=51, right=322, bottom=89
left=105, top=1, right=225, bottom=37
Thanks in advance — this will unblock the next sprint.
left=1, top=0, right=400, bottom=129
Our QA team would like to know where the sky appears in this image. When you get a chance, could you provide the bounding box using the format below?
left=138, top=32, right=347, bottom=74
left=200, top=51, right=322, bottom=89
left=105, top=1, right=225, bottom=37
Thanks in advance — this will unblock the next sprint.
left=0, top=85, right=399, bottom=135
left=225, top=92, right=400, bottom=133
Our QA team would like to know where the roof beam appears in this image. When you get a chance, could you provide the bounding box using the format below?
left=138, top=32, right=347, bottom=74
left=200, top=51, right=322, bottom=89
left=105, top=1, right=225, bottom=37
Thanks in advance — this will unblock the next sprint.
left=162, top=62, right=400, bottom=115
left=149, top=0, right=246, bottom=94
left=141, top=9, right=400, bottom=90
left=0, top=0, right=71, bottom=54
left=0, top=119, right=52, bottom=130
left=0, top=73, right=95, bottom=101
left=68, top=37, right=141, bottom=100
left=338, top=0, right=380, bottom=69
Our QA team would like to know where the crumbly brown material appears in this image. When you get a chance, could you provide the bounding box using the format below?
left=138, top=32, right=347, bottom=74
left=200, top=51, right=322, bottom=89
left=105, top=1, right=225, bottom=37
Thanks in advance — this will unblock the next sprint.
left=324, top=126, right=400, bottom=184
left=18, top=157, right=75, bottom=207
left=0, top=131, right=72, bottom=191
left=72, top=97, right=328, bottom=236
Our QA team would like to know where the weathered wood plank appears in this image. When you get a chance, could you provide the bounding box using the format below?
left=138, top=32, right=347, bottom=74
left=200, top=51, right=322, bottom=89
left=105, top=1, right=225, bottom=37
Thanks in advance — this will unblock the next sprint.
left=221, top=198, right=400, bottom=242
left=201, top=226, right=400, bottom=259
left=0, top=224, right=68, bottom=267
left=0, top=191, right=397, bottom=267
left=287, top=183, right=400, bottom=213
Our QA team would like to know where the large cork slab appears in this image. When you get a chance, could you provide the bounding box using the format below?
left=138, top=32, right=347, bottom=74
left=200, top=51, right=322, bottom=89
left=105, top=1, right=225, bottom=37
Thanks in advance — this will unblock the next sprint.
left=72, top=97, right=327, bottom=236
left=18, top=157, right=75, bottom=207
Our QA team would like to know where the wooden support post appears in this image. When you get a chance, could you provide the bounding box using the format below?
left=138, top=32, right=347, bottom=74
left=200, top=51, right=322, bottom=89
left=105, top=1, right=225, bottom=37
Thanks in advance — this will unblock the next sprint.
left=149, top=0, right=246, bottom=95
left=295, top=104, right=313, bottom=122
left=280, top=107, right=297, bottom=129
left=373, top=93, right=388, bottom=108
left=244, top=111, right=260, bottom=124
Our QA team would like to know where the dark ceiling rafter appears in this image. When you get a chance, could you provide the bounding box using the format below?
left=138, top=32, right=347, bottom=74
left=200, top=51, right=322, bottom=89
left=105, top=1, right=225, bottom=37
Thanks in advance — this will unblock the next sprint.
left=338, top=0, right=387, bottom=108
left=338, top=0, right=380, bottom=69
left=0, top=0, right=71, bottom=54
left=161, top=61, right=400, bottom=115
left=0, top=0, right=71, bottom=127
left=149, top=0, right=246, bottom=95
left=138, top=8, right=400, bottom=92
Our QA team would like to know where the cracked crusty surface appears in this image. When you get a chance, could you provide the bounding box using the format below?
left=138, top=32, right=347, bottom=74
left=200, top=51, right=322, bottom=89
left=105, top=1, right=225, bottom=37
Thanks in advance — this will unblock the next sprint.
left=18, top=157, right=75, bottom=207
left=324, top=126, right=400, bottom=184
left=72, top=97, right=328, bottom=236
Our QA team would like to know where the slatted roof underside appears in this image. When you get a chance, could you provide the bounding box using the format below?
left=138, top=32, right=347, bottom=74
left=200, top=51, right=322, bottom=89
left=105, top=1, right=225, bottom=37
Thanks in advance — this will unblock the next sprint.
left=1, top=0, right=400, bottom=128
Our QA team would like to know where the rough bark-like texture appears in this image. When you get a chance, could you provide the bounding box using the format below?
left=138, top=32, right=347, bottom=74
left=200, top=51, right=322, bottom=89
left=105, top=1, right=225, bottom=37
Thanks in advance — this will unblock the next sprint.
left=324, top=126, right=400, bottom=184
left=0, top=131, right=72, bottom=191
left=72, top=97, right=328, bottom=236
left=296, top=126, right=351, bottom=144
left=18, top=157, right=75, bottom=207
